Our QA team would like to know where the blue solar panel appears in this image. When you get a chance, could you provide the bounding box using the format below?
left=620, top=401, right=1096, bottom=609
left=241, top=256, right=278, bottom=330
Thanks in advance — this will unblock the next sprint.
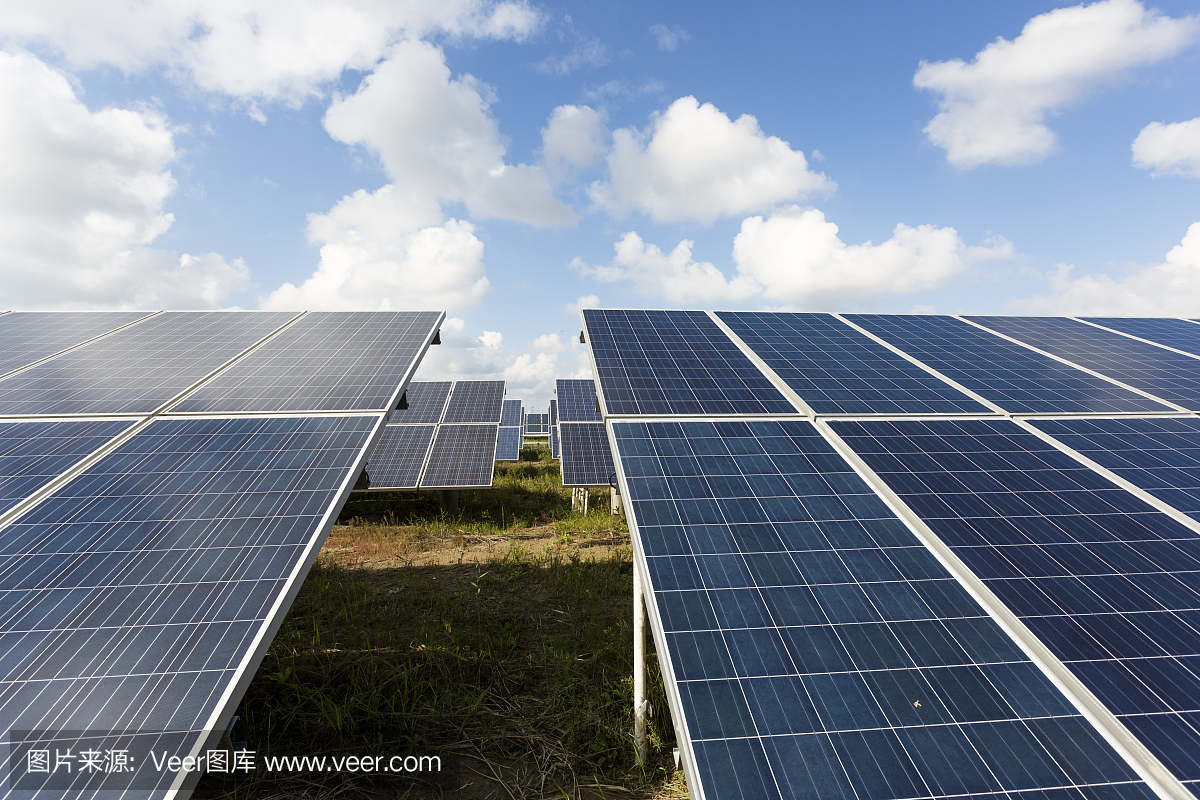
left=556, top=379, right=602, bottom=421
left=525, top=413, right=549, bottom=436
left=171, top=311, right=442, bottom=413
left=0, top=419, right=135, bottom=516
left=550, top=425, right=559, bottom=459
left=559, top=423, right=614, bottom=486
left=832, top=417, right=1200, bottom=783
left=719, top=311, right=988, bottom=414
left=420, top=424, right=497, bottom=488
left=495, top=426, right=522, bottom=461
left=846, top=314, right=1169, bottom=414
left=0, top=311, right=297, bottom=416
left=0, top=311, right=152, bottom=378
left=501, top=399, right=522, bottom=428
left=391, top=381, right=451, bottom=424
left=583, top=309, right=793, bottom=416
left=1030, top=416, right=1200, bottom=523
left=1086, top=318, right=1200, bottom=358
left=0, top=414, right=379, bottom=794
left=969, top=315, right=1200, bottom=410
left=441, top=380, right=504, bottom=424
left=364, top=424, right=435, bottom=489
left=611, top=418, right=1149, bottom=800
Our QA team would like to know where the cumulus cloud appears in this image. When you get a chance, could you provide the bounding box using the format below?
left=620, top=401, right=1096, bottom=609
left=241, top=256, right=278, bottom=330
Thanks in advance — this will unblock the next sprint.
left=0, top=50, right=245, bottom=309
left=914, top=0, right=1198, bottom=168
left=649, top=24, right=690, bottom=53
left=591, top=96, right=833, bottom=224
left=564, top=294, right=599, bottom=315
left=0, top=0, right=543, bottom=105
left=542, top=105, right=609, bottom=178
left=1132, top=118, right=1200, bottom=177
left=324, top=40, right=575, bottom=227
left=1015, top=222, right=1200, bottom=315
left=572, top=206, right=1012, bottom=308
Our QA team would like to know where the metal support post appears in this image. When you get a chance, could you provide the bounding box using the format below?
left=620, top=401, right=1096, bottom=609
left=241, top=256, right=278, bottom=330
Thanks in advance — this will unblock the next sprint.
left=634, top=564, right=648, bottom=765
left=439, top=489, right=459, bottom=512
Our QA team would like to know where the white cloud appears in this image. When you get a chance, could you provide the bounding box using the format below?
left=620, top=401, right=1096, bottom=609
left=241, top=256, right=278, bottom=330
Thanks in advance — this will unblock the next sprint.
left=591, top=96, right=834, bottom=224
left=1015, top=222, right=1200, bottom=315
left=0, top=0, right=544, bottom=105
left=542, top=105, right=609, bottom=178
left=324, top=40, right=576, bottom=227
left=572, top=206, right=1012, bottom=308
left=914, top=0, right=1198, bottom=168
left=537, top=37, right=608, bottom=76
left=649, top=24, right=690, bottom=53
left=480, top=330, right=503, bottom=348
left=260, top=184, right=488, bottom=311
left=1132, top=118, right=1200, bottom=177
left=582, top=78, right=665, bottom=103
left=564, top=294, right=599, bottom=315
left=531, top=333, right=565, bottom=353
left=0, top=50, right=246, bottom=309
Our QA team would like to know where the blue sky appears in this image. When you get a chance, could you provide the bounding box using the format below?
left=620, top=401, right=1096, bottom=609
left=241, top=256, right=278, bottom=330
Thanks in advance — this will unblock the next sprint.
left=1, top=0, right=1198, bottom=410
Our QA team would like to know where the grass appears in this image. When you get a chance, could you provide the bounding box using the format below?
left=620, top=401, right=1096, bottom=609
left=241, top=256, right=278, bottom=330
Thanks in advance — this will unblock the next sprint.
left=194, top=446, right=681, bottom=799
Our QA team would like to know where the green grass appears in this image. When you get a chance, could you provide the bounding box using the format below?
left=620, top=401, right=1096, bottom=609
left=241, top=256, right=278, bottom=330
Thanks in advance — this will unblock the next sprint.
left=194, top=453, right=679, bottom=799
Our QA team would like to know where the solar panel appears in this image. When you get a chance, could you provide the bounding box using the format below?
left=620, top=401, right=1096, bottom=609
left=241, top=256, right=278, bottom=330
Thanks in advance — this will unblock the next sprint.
left=0, top=414, right=380, bottom=796
left=559, top=423, right=614, bottom=487
left=391, top=381, right=452, bottom=424
left=968, top=315, right=1200, bottom=411
left=0, top=311, right=298, bottom=416
left=0, top=418, right=136, bottom=516
left=420, top=424, right=498, bottom=488
left=171, top=311, right=443, bottom=414
left=363, top=424, right=436, bottom=489
left=494, top=426, right=522, bottom=461
left=441, top=380, right=504, bottom=424
left=525, top=413, right=549, bottom=436
left=718, top=311, right=989, bottom=414
left=550, top=425, right=559, bottom=459
left=844, top=314, right=1169, bottom=414
left=831, top=417, right=1200, bottom=783
left=0, top=311, right=153, bottom=378
left=611, top=418, right=1150, bottom=800
left=1086, top=317, right=1200, bottom=358
left=501, top=399, right=523, bottom=428
left=1029, top=416, right=1200, bottom=523
left=555, top=379, right=602, bottom=421
left=582, top=309, right=793, bottom=416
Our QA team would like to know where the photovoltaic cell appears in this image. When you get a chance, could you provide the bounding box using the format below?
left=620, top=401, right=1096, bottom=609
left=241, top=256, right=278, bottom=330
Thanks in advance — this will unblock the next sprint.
left=364, top=424, right=436, bottom=489
left=556, top=379, right=602, bottom=421
left=559, top=423, right=614, bottom=487
left=1086, top=318, right=1200, bottom=358
left=611, top=419, right=1149, bottom=800
left=494, top=426, right=522, bottom=461
left=501, top=399, right=523, bottom=428
left=718, top=311, right=987, bottom=414
left=968, top=315, right=1200, bottom=410
left=0, top=419, right=136, bottom=516
left=391, top=381, right=452, bottom=424
left=845, top=314, right=1169, bottom=414
left=0, top=311, right=152, bottom=378
left=832, top=417, right=1200, bottom=783
left=420, top=424, right=497, bottom=488
left=583, top=309, right=793, bottom=416
left=442, top=380, right=504, bottom=424
left=550, top=425, right=559, bottom=459
left=0, top=414, right=379, bottom=794
left=1029, top=416, right=1200, bottom=523
left=0, top=311, right=297, bottom=416
left=170, top=311, right=442, bottom=413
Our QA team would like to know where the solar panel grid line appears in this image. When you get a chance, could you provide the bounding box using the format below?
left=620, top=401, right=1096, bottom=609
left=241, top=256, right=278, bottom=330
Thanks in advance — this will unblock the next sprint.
left=0, top=310, right=161, bottom=383
left=1013, top=417, right=1200, bottom=543
left=812, top=418, right=1194, bottom=800
left=608, top=416, right=1163, bottom=800
left=1074, top=318, right=1200, bottom=363
left=832, top=312, right=1010, bottom=416
left=705, top=311, right=817, bottom=418
left=957, top=316, right=1194, bottom=414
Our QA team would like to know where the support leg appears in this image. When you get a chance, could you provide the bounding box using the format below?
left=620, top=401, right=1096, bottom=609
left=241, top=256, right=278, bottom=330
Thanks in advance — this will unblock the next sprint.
left=634, top=564, right=647, bottom=765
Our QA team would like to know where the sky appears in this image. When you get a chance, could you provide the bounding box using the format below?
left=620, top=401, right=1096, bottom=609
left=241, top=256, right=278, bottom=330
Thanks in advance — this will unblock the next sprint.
left=1, top=0, right=1198, bottom=411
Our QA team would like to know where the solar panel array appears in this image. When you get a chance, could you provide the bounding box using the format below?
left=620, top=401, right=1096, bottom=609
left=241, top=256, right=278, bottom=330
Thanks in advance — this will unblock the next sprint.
left=556, top=379, right=614, bottom=486
left=582, top=309, right=1200, bottom=800
left=360, top=380, right=504, bottom=490
left=495, top=398, right=523, bottom=461
left=0, top=309, right=443, bottom=799
left=525, top=412, right=550, bottom=436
